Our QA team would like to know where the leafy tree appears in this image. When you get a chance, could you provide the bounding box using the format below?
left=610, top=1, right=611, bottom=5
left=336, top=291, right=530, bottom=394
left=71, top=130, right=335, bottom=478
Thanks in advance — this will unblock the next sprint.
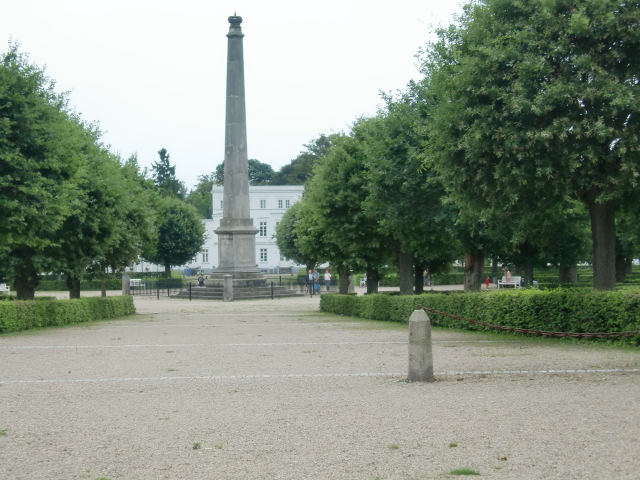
left=271, top=134, right=336, bottom=185
left=186, top=173, right=215, bottom=219
left=152, top=148, right=186, bottom=198
left=296, top=133, right=391, bottom=293
left=50, top=147, right=159, bottom=298
left=0, top=44, right=84, bottom=299
left=214, top=159, right=274, bottom=185
left=142, top=196, right=206, bottom=277
left=274, top=201, right=316, bottom=273
left=98, top=155, right=158, bottom=285
left=423, top=0, right=640, bottom=290
left=357, top=90, right=461, bottom=294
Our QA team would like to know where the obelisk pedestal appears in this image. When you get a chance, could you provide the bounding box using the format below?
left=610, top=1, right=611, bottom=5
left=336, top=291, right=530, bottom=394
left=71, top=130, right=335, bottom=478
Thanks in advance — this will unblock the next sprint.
left=211, top=14, right=265, bottom=286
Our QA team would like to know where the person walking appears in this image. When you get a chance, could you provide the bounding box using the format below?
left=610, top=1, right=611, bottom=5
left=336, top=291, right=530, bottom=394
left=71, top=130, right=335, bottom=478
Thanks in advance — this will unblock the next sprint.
left=308, top=270, right=314, bottom=295
left=312, top=269, right=320, bottom=294
left=324, top=270, right=332, bottom=292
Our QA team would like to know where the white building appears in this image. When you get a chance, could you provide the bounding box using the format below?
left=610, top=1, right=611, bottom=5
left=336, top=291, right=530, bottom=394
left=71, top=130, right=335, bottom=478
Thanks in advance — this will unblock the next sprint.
left=127, top=185, right=304, bottom=275
left=198, top=185, right=304, bottom=274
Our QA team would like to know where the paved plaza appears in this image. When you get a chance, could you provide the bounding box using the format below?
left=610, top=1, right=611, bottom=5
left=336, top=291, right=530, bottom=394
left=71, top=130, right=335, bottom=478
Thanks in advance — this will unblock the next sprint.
left=1, top=293, right=639, bottom=479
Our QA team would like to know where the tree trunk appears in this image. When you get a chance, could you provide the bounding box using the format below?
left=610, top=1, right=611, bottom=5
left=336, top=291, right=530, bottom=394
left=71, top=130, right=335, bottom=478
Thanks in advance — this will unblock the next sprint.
left=490, top=258, right=499, bottom=278
left=586, top=197, right=616, bottom=290
left=414, top=261, right=425, bottom=294
left=615, top=237, right=627, bottom=283
left=13, top=256, right=39, bottom=300
left=463, top=252, right=484, bottom=292
left=398, top=250, right=414, bottom=295
left=66, top=275, right=81, bottom=299
left=559, top=265, right=578, bottom=284
left=338, top=267, right=350, bottom=294
left=522, top=262, right=534, bottom=289
left=615, top=253, right=627, bottom=283
left=14, top=277, right=36, bottom=301
left=366, top=268, right=379, bottom=294
left=164, top=263, right=171, bottom=278
left=101, top=280, right=107, bottom=297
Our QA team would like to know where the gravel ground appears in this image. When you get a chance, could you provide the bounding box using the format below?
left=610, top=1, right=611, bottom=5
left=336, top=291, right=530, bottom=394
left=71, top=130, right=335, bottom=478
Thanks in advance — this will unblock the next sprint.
left=1, top=291, right=639, bottom=480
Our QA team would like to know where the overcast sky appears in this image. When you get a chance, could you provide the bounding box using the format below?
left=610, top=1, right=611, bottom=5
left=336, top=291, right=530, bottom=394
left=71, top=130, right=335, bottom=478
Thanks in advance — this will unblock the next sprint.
left=3, top=0, right=464, bottom=190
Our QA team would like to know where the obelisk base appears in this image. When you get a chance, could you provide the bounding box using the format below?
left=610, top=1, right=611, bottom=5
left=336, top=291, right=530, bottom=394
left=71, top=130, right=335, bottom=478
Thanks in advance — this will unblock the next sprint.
left=211, top=219, right=265, bottom=287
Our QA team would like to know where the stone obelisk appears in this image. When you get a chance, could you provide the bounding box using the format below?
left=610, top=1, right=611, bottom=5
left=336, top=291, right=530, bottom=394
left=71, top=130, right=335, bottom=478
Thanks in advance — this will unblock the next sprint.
left=212, top=14, right=264, bottom=284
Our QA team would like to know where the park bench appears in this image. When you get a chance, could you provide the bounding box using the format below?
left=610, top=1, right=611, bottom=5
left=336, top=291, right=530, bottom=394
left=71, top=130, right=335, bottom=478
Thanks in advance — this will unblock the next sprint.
left=0, top=283, right=10, bottom=294
left=129, top=279, right=145, bottom=292
left=497, top=276, right=522, bottom=289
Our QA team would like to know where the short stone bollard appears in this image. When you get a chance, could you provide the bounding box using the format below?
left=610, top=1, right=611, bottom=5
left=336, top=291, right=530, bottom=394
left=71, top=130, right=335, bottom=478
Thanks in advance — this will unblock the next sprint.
left=223, top=274, right=233, bottom=302
left=122, top=273, right=131, bottom=296
left=408, top=309, right=435, bottom=382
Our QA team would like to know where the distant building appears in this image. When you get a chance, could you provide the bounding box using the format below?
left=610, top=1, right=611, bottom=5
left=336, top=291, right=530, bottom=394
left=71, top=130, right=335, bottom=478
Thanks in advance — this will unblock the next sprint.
left=127, top=185, right=305, bottom=276
left=199, top=185, right=304, bottom=274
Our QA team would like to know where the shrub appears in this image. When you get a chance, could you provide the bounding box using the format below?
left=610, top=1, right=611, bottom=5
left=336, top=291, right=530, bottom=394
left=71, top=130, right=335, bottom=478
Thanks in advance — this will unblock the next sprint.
left=320, top=289, right=640, bottom=344
left=0, top=296, right=135, bottom=334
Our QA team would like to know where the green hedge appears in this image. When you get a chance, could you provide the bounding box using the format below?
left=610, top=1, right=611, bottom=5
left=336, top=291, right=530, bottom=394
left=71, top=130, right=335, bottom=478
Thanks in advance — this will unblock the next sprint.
left=320, top=289, right=640, bottom=344
left=36, top=278, right=124, bottom=291
left=0, top=296, right=136, bottom=334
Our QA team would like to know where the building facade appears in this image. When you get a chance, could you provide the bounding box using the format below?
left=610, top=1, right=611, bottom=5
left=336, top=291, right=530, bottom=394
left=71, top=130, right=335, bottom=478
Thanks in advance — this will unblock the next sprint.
left=199, top=185, right=304, bottom=274
left=126, top=185, right=304, bottom=275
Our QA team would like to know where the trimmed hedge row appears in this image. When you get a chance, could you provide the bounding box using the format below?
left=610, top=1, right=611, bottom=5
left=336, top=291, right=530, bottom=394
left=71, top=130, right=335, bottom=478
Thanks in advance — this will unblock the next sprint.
left=320, top=289, right=640, bottom=344
left=0, top=296, right=136, bottom=334
left=36, top=278, right=125, bottom=291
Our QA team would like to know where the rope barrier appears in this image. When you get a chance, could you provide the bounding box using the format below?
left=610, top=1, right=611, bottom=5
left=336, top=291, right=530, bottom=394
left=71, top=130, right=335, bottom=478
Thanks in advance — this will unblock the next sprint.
left=416, top=305, right=640, bottom=339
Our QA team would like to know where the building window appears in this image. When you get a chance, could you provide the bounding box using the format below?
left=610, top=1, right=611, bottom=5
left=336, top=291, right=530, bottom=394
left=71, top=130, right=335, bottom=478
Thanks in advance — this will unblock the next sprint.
left=202, top=249, right=209, bottom=263
left=259, top=221, right=267, bottom=237
left=260, top=248, right=268, bottom=262
left=220, top=200, right=223, bottom=209
left=285, top=199, right=291, bottom=208
left=278, top=199, right=283, bottom=209
left=260, top=199, right=266, bottom=209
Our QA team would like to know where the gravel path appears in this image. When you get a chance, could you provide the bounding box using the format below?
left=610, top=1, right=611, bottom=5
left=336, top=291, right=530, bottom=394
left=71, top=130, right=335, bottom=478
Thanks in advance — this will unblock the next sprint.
left=1, top=293, right=639, bottom=480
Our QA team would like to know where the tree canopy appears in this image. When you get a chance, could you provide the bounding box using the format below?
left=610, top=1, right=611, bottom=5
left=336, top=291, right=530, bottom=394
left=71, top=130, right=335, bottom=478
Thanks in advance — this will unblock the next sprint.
left=423, top=0, right=640, bottom=290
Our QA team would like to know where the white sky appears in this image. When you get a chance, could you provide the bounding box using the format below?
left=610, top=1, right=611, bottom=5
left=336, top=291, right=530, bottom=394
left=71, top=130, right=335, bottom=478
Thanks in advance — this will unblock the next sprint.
left=2, top=0, right=464, bottom=190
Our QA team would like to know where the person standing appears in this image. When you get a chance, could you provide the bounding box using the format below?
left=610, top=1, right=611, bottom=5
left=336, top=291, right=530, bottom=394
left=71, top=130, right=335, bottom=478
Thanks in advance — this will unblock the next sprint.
left=324, top=270, right=332, bottom=292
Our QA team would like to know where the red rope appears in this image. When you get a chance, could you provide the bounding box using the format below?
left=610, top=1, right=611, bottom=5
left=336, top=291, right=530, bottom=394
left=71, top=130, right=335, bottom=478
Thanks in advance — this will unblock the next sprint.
left=416, top=305, right=640, bottom=339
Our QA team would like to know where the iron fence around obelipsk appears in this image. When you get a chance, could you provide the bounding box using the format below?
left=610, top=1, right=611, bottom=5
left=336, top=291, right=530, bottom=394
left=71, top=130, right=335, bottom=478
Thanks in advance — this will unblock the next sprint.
left=129, top=278, right=183, bottom=297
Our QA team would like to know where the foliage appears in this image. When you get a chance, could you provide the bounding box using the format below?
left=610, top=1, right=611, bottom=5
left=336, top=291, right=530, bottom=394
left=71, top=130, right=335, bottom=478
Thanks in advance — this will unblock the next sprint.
left=142, top=196, right=206, bottom=276
left=423, top=0, right=640, bottom=290
left=357, top=88, right=461, bottom=291
left=214, top=158, right=275, bottom=185
left=320, top=288, right=640, bottom=344
left=271, top=134, right=335, bottom=185
left=274, top=201, right=316, bottom=270
left=0, top=44, right=161, bottom=298
left=151, top=148, right=186, bottom=198
left=0, top=295, right=135, bottom=334
left=296, top=132, right=392, bottom=286
left=185, top=173, right=214, bottom=219
left=0, top=44, right=87, bottom=298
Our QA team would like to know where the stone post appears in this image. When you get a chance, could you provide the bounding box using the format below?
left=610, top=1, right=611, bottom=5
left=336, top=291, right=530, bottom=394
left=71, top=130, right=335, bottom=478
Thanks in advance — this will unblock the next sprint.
left=408, top=309, right=435, bottom=382
left=223, top=274, right=233, bottom=302
left=122, top=274, right=130, bottom=296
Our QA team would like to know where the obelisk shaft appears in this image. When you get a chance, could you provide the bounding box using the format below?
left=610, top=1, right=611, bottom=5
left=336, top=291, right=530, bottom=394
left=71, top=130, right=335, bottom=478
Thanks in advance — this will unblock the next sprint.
left=223, top=15, right=250, bottom=221
left=213, top=14, right=263, bottom=281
